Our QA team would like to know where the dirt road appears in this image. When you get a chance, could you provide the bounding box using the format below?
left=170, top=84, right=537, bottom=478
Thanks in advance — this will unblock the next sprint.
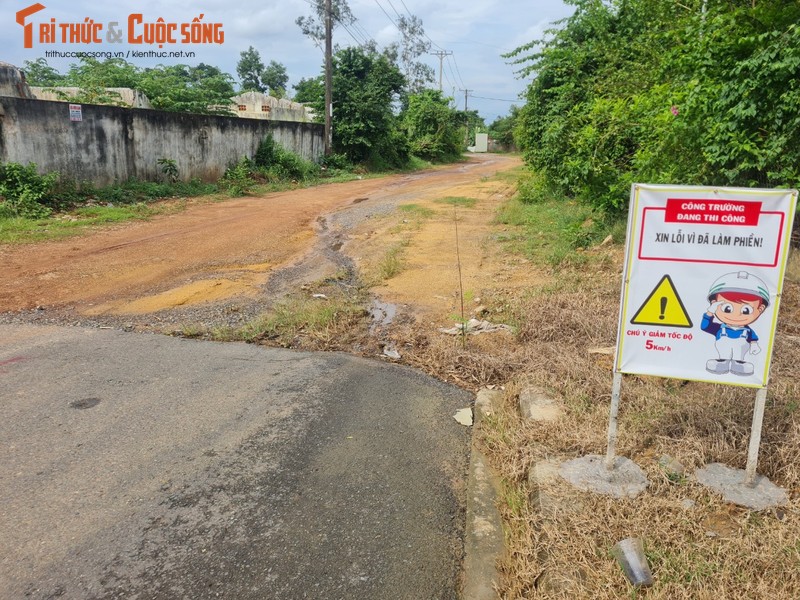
left=0, top=154, right=520, bottom=319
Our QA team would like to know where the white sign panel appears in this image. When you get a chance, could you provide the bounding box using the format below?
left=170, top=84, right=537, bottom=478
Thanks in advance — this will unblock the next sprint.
left=69, top=104, right=82, bottom=122
left=615, top=184, right=797, bottom=388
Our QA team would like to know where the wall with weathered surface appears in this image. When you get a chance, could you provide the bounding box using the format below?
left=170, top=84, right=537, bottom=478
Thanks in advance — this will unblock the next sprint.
left=230, top=91, right=312, bottom=122
left=29, top=87, right=154, bottom=109
left=0, top=96, right=323, bottom=185
left=0, top=61, right=34, bottom=99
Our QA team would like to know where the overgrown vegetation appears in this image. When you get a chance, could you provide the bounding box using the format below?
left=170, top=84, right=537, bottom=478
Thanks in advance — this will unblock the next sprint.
left=236, top=291, right=367, bottom=348
left=24, top=56, right=236, bottom=115
left=507, top=0, right=800, bottom=213
left=0, top=162, right=58, bottom=219
left=495, top=170, right=622, bottom=268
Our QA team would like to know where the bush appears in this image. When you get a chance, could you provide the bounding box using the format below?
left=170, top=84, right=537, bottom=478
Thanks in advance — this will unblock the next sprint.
left=320, top=153, right=351, bottom=171
left=0, top=162, right=58, bottom=218
left=221, top=157, right=256, bottom=196
left=254, top=135, right=319, bottom=181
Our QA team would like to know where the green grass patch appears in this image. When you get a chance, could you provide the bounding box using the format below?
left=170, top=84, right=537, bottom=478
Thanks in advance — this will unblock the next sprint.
left=235, top=293, right=366, bottom=347
left=376, top=242, right=409, bottom=281
left=398, top=203, right=435, bottom=218
left=434, top=196, right=478, bottom=208
left=495, top=173, right=624, bottom=268
left=0, top=203, right=164, bottom=244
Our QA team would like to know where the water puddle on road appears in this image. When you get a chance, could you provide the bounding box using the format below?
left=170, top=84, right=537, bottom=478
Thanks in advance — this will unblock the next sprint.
left=369, top=299, right=397, bottom=334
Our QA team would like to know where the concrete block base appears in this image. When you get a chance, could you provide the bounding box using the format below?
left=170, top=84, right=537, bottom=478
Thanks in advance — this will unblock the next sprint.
left=695, top=462, right=788, bottom=510
left=560, top=455, right=648, bottom=499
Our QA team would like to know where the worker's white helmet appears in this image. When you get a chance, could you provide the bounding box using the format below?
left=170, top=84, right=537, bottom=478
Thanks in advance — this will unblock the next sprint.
left=707, top=271, right=770, bottom=307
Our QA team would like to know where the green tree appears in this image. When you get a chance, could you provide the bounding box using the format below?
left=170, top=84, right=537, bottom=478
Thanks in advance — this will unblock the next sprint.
left=331, top=46, right=408, bottom=166
left=401, top=89, right=461, bottom=161
left=138, top=64, right=235, bottom=114
left=509, top=0, right=800, bottom=213
left=383, top=15, right=435, bottom=94
left=63, top=56, right=140, bottom=88
left=237, top=46, right=267, bottom=92
left=488, top=105, right=520, bottom=149
left=262, top=60, right=289, bottom=98
left=57, top=56, right=141, bottom=105
left=292, top=76, right=324, bottom=117
left=21, top=58, right=66, bottom=86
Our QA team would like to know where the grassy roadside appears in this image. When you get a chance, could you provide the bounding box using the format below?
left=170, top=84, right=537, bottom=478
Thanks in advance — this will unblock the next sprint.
left=476, top=174, right=800, bottom=598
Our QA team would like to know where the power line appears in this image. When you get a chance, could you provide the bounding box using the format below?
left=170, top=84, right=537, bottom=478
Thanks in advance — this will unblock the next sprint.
left=337, top=19, right=373, bottom=48
left=429, top=50, right=452, bottom=91
left=373, top=0, right=399, bottom=28
left=471, top=95, right=520, bottom=103
left=384, top=0, right=404, bottom=20
left=448, top=54, right=466, bottom=89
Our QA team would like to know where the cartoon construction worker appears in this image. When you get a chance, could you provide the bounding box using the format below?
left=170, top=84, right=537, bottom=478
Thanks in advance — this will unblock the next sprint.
left=701, top=271, right=769, bottom=376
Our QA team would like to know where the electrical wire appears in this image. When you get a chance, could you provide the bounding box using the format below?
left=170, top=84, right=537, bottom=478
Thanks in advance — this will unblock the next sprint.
left=470, top=95, right=520, bottom=103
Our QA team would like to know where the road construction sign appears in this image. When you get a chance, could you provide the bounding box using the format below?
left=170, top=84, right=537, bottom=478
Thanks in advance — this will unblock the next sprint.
left=615, top=184, right=797, bottom=387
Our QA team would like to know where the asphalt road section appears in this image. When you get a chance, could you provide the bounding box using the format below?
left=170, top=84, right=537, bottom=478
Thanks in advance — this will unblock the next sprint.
left=0, top=324, right=471, bottom=599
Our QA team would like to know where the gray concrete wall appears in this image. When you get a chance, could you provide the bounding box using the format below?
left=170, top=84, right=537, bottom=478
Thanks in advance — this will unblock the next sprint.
left=0, top=96, right=323, bottom=186
left=29, top=87, right=154, bottom=109
left=230, top=91, right=312, bottom=122
left=0, top=61, right=34, bottom=99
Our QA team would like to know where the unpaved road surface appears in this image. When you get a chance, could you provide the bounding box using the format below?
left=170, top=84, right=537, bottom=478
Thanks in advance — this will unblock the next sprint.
left=0, top=324, right=471, bottom=599
left=0, top=154, right=520, bottom=324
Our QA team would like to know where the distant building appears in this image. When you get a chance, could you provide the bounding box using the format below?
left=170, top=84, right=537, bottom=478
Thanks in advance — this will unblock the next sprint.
left=230, top=91, right=313, bottom=123
left=28, top=87, right=153, bottom=109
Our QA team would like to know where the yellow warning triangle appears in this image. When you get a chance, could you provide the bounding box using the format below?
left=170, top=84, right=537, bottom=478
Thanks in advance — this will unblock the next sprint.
left=630, top=275, right=693, bottom=328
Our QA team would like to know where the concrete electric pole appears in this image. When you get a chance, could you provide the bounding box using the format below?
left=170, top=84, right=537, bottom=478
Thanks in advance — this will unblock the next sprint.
left=324, top=0, right=333, bottom=155
left=430, top=50, right=452, bottom=92
left=460, top=88, right=472, bottom=146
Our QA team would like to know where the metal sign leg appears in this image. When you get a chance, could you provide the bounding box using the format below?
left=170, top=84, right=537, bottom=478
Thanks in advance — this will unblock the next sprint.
left=744, top=388, right=768, bottom=487
left=605, top=372, right=623, bottom=470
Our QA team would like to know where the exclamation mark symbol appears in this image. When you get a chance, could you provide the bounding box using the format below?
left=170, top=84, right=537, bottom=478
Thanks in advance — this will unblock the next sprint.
left=659, top=297, right=667, bottom=320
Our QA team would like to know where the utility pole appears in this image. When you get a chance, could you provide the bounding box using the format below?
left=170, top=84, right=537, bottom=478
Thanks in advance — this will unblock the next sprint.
left=460, top=88, right=472, bottom=146
left=430, top=50, right=452, bottom=92
left=324, top=0, right=333, bottom=155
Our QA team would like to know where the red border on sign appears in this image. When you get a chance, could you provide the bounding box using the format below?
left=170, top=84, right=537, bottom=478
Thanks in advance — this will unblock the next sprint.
left=637, top=207, right=785, bottom=267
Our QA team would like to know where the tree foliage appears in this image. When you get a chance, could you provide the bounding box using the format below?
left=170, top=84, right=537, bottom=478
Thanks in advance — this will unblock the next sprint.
left=330, top=47, right=408, bottom=166
left=293, top=76, right=324, bottom=107
left=237, top=46, right=266, bottom=92
left=296, top=0, right=355, bottom=48
left=510, top=0, right=800, bottom=213
left=401, top=89, right=462, bottom=161
left=383, top=15, right=435, bottom=94
left=139, top=63, right=236, bottom=114
left=236, top=47, right=289, bottom=97
left=23, top=57, right=236, bottom=114
left=262, top=60, right=289, bottom=98
left=488, top=105, right=520, bottom=149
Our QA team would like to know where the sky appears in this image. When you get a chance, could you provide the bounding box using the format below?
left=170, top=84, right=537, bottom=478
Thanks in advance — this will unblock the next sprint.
left=2, top=0, right=575, bottom=123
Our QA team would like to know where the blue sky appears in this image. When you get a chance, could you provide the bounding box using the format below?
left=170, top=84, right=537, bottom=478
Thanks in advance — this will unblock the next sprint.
left=3, top=0, right=574, bottom=123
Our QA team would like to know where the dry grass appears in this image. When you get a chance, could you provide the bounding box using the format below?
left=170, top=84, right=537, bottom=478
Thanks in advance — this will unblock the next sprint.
left=469, top=253, right=800, bottom=599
